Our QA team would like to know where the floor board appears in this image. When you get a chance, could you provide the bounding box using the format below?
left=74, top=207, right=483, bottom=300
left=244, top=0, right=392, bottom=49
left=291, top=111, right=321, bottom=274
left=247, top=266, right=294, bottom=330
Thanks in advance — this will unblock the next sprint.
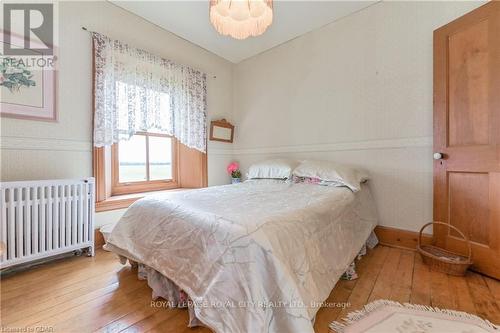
left=409, top=253, right=431, bottom=305
left=1, top=246, right=498, bottom=332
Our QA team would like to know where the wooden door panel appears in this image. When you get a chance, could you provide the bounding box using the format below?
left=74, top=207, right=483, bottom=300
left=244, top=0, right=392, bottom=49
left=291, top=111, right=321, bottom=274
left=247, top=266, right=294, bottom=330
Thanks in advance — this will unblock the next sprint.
left=442, top=146, right=497, bottom=170
left=448, top=172, right=489, bottom=246
left=434, top=2, right=500, bottom=279
left=447, top=172, right=500, bottom=278
left=448, top=19, right=489, bottom=147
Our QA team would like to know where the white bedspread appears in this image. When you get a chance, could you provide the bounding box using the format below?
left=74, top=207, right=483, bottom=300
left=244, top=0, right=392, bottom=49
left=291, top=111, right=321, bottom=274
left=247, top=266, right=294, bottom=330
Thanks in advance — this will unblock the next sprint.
left=107, top=181, right=378, bottom=333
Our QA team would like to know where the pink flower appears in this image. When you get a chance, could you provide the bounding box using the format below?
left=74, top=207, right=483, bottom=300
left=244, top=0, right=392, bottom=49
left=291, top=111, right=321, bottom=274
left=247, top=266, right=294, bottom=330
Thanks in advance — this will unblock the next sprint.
left=227, top=162, right=239, bottom=174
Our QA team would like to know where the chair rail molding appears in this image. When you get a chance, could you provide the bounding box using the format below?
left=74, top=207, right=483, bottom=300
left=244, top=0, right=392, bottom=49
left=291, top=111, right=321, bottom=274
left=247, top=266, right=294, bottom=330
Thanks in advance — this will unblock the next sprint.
left=2, top=136, right=237, bottom=156
left=231, top=136, right=432, bottom=155
left=1, top=136, right=92, bottom=152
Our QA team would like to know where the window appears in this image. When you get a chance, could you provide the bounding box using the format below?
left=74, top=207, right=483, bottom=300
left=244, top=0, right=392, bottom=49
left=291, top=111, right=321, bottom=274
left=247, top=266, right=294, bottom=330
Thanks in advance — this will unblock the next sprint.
left=111, top=132, right=178, bottom=195
left=92, top=33, right=208, bottom=212
left=94, top=140, right=206, bottom=212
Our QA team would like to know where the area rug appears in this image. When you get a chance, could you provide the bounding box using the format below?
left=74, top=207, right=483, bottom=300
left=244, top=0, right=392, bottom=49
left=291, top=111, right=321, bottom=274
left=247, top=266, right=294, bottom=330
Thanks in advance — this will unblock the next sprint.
left=330, top=300, right=499, bottom=333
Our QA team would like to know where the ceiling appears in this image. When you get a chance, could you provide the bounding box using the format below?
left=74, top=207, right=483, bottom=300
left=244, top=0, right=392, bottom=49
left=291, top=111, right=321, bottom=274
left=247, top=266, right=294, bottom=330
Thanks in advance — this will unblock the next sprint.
left=111, top=1, right=376, bottom=63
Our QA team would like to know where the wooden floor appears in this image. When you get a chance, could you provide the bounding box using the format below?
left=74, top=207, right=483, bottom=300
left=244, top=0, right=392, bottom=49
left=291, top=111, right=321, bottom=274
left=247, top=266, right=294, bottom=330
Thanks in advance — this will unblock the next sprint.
left=1, top=245, right=499, bottom=333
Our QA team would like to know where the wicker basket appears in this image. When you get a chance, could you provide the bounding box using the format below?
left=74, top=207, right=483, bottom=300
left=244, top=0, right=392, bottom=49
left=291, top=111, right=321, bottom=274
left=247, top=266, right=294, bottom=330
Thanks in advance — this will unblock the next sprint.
left=417, top=222, right=472, bottom=276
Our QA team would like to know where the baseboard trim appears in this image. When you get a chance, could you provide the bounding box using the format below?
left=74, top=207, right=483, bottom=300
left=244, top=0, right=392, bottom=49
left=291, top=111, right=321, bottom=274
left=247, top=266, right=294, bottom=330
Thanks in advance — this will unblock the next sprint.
left=374, top=225, right=433, bottom=251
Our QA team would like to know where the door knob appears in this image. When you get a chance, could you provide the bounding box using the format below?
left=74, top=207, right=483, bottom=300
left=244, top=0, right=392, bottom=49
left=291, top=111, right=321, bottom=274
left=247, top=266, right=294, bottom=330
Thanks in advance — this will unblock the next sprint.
left=433, top=152, right=444, bottom=160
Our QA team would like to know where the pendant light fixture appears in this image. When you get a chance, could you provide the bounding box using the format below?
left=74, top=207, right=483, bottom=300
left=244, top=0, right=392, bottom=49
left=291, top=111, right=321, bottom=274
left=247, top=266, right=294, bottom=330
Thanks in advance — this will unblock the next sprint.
left=209, top=0, right=273, bottom=40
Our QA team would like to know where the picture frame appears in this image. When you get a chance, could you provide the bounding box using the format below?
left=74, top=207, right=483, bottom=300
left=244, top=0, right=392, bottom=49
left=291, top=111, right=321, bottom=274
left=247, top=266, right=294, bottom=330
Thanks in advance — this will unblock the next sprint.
left=209, top=119, right=234, bottom=143
left=0, top=31, right=57, bottom=122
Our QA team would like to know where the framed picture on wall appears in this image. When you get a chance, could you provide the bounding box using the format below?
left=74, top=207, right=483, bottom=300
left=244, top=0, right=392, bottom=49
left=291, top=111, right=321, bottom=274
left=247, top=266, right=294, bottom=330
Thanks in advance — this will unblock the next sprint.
left=0, top=31, right=57, bottom=122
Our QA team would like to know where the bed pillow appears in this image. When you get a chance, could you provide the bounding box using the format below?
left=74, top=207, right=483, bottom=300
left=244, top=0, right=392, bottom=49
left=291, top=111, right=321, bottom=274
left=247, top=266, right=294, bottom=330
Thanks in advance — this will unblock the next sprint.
left=247, top=159, right=299, bottom=180
left=292, top=160, right=368, bottom=192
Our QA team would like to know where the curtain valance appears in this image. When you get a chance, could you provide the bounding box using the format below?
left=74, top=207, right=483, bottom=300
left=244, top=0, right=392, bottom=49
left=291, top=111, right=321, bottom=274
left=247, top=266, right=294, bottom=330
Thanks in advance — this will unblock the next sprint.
left=92, top=32, right=207, bottom=152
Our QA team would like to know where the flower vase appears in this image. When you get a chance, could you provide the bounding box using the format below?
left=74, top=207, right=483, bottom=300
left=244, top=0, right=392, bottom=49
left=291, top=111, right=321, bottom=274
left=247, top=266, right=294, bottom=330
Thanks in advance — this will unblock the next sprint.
left=231, top=177, right=241, bottom=184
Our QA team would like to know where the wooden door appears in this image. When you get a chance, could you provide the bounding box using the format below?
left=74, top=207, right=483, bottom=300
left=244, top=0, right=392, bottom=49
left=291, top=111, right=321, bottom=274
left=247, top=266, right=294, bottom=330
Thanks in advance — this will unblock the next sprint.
left=434, top=2, right=500, bottom=279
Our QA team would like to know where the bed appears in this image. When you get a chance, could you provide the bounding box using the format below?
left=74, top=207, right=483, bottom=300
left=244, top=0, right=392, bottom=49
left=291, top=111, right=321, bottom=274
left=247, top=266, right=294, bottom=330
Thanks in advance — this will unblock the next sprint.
left=106, top=179, right=378, bottom=333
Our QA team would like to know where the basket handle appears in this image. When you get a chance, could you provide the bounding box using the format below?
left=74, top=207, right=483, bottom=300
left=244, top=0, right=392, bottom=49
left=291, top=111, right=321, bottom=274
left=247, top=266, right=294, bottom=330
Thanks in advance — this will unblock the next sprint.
left=418, top=221, right=472, bottom=261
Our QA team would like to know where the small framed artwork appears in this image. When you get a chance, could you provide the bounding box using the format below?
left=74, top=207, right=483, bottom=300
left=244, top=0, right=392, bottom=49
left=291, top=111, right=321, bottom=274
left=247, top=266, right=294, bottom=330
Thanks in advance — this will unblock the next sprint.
left=1, top=31, right=57, bottom=122
left=210, top=119, right=234, bottom=143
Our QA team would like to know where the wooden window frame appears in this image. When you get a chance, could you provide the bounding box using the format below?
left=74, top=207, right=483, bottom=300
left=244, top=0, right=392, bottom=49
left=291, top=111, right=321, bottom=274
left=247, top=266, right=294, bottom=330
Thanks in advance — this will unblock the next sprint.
left=93, top=141, right=207, bottom=212
left=111, top=132, right=179, bottom=196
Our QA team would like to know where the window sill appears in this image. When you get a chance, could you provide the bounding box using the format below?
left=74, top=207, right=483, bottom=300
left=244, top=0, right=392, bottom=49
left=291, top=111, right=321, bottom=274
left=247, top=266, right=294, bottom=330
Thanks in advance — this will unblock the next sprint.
left=95, top=188, right=191, bottom=212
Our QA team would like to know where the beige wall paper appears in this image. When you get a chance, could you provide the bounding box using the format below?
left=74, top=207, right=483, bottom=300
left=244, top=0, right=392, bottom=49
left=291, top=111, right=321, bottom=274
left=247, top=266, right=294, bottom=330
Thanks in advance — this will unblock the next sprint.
left=231, top=1, right=484, bottom=232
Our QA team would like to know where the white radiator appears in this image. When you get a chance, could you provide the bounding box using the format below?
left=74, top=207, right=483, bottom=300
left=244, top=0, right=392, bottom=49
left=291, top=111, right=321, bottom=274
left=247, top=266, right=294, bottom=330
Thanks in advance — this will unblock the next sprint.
left=0, top=178, right=95, bottom=269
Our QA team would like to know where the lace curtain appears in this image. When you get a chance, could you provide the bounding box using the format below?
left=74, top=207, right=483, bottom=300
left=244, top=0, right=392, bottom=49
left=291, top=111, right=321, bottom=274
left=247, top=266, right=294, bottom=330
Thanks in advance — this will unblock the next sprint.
left=92, top=32, right=207, bottom=152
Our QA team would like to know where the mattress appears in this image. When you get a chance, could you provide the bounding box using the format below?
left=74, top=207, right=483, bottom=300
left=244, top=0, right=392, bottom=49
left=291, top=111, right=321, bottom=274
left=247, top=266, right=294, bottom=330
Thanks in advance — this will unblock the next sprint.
left=107, top=180, right=378, bottom=333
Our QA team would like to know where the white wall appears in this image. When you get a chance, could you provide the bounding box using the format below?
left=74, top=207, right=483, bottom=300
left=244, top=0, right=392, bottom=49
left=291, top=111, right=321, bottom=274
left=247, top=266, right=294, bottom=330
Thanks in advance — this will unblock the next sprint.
left=0, top=1, right=234, bottom=226
left=232, top=1, right=484, bottom=232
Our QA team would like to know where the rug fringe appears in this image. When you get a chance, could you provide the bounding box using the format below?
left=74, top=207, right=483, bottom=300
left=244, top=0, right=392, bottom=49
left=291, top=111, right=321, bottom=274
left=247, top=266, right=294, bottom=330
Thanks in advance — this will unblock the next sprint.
left=329, top=299, right=499, bottom=332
